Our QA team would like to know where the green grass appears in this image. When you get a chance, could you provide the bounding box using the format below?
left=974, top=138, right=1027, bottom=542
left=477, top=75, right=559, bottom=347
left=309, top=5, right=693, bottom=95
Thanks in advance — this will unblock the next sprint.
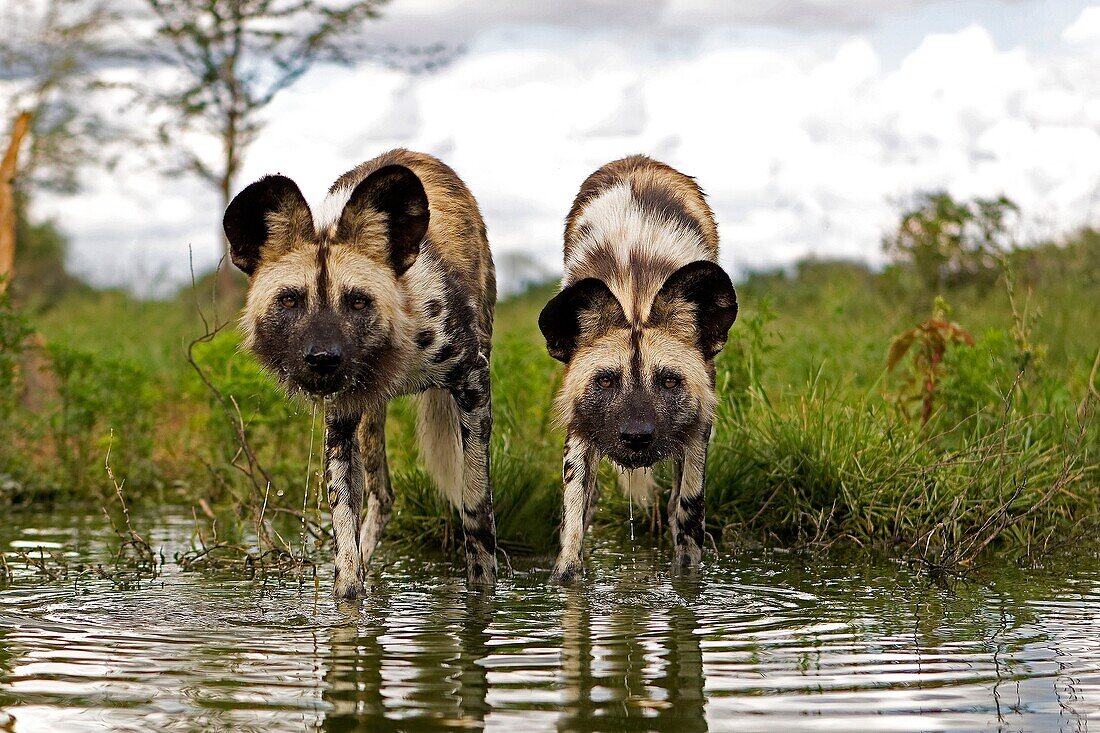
left=1, top=234, right=1097, bottom=568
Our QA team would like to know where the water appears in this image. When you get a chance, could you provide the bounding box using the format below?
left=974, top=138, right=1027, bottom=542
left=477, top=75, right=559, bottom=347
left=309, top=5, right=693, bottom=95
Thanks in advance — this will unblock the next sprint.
left=1, top=507, right=1098, bottom=731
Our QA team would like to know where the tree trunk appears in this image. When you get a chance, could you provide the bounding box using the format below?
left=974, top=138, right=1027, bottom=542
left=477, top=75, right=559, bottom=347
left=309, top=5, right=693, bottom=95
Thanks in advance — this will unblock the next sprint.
left=0, top=111, right=33, bottom=293
left=215, top=170, right=241, bottom=302
left=214, top=109, right=243, bottom=304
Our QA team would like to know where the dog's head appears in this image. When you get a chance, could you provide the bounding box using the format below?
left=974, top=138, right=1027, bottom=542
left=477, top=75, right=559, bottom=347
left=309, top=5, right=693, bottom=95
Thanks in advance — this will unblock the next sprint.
left=224, top=165, right=428, bottom=398
left=539, top=261, right=737, bottom=467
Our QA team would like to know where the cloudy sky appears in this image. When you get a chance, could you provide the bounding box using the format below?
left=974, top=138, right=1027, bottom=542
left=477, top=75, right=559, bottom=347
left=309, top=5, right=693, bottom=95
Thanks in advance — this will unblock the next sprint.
left=25, top=0, right=1100, bottom=292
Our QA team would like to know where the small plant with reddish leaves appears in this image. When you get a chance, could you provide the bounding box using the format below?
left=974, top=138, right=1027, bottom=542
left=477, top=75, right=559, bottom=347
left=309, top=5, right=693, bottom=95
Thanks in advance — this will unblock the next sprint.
left=888, top=297, right=975, bottom=424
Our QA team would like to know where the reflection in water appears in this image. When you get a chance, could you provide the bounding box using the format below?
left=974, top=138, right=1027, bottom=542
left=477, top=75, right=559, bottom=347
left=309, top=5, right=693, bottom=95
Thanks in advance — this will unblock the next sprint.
left=324, top=600, right=387, bottom=728
left=0, top=509, right=1098, bottom=731
left=559, top=580, right=706, bottom=732
left=322, top=577, right=494, bottom=731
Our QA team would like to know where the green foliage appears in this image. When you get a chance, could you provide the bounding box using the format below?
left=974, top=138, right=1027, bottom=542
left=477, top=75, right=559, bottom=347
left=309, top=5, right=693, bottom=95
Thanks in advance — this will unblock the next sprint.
left=8, top=223, right=1098, bottom=568
left=705, top=382, right=1094, bottom=567
left=185, top=328, right=316, bottom=504
left=937, top=327, right=1018, bottom=421
left=12, top=204, right=88, bottom=310
left=884, top=191, right=1019, bottom=292
left=0, top=286, right=31, bottom=418
left=47, top=343, right=157, bottom=492
left=716, top=297, right=776, bottom=401
left=887, top=296, right=975, bottom=423
left=186, top=329, right=297, bottom=437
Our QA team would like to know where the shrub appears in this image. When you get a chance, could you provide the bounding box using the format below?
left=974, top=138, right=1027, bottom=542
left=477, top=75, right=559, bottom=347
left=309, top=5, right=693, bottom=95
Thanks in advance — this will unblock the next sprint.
left=0, top=286, right=30, bottom=418
left=47, top=343, right=158, bottom=492
left=185, top=328, right=316, bottom=504
left=887, top=297, right=975, bottom=424
left=884, top=191, right=1018, bottom=292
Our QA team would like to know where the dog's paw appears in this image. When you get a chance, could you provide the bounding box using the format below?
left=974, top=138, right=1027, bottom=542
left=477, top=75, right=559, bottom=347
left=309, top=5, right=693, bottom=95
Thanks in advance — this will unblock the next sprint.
left=466, top=555, right=498, bottom=586
left=550, top=559, right=584, bottom=583
left=332, top=566, right=365, bottom=600
left=671, top=545, right=702, bottom=574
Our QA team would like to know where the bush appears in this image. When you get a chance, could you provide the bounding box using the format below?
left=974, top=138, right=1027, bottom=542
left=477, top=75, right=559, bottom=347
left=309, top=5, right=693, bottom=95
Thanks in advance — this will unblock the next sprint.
left=705, top=376, right=1096, bottom=567
left=47, top=343, right=158, bottom=493
left=0, top=286, right=31, bottom=418
left=884, top=191, right=1018, bottom=292
left=185, top=328, right=316, bottom=507
left=11, top=204, right=89, bottom=312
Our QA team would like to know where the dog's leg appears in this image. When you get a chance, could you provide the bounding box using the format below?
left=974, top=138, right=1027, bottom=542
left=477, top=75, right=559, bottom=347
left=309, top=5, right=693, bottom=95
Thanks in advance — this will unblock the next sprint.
left=358, top=404, right=393, bottom=569
left=669, top=424, right=710, bottom=571
left=452, top=361, right=498, bottom=585
left=326, top=412, right=365, bottom=599
left=552, top=432, right=598, bottom=582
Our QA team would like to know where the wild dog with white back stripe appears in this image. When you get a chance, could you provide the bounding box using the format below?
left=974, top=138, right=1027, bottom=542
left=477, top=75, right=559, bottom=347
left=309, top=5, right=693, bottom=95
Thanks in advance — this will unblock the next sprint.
left=539, top=155, right=737, bottom=581
left=224, top=149, right=498, bottom=598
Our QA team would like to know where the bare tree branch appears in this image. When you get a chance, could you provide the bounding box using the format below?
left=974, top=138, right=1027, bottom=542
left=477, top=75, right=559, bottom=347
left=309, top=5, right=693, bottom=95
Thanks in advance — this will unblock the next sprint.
left=0, top=0, right=126, bottom=193
left=124, top=0, right=469, bottom=293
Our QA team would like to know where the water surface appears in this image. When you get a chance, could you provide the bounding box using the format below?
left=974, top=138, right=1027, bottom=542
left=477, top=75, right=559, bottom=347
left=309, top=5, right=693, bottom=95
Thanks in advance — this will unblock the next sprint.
left=1, top=507, right=1098, bottom=731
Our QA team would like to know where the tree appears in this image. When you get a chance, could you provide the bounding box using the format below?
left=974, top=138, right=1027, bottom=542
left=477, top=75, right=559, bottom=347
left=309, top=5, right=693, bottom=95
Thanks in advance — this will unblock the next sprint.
left=0, top=113, right=31, bottom=292
left=0, top=0, right=122, bottom=291
left=883, top=191, right=1019, bottom=292
left=133, top=0, right=396, bottom=294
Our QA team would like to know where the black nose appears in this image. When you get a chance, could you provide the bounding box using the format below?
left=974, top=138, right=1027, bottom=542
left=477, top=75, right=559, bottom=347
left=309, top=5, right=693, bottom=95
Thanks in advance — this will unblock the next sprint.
left=620, top=420, right=655, bottom=450
left=303, top=344, right=342, bottom=374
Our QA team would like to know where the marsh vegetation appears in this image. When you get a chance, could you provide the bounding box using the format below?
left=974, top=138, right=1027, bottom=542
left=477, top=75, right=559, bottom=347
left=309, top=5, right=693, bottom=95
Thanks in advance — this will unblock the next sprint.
left=1, top=194, right=1097, bottom=579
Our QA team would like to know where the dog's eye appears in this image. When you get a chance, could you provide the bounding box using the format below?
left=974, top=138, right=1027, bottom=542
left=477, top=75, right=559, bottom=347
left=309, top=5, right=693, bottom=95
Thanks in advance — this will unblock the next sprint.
left=280, top=295, right=298, bottom=309
left=351, top=296, right=370, bottom=311
left=596, top=375, right=614, bottom=390
left=662, top=375, right=681, bottom=390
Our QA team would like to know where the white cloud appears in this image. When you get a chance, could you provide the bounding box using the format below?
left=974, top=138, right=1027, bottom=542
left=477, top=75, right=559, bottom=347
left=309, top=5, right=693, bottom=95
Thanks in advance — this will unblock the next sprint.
left=361, top=0, right=987, bottom=43
left=658, top=0, right=928, bottom=30
left=28, top=5, right=1100, bottom=293
left=1062, top=5, right=1100, bottom=42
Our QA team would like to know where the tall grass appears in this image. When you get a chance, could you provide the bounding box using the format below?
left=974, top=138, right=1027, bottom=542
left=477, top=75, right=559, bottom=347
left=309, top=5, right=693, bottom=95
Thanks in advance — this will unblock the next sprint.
left=2, top=234, right=1097, bottom=568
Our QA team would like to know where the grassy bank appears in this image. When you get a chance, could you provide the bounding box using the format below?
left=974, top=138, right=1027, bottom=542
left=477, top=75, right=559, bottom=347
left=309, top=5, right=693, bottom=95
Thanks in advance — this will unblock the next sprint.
left=1, top=233, right=1097, bottom=569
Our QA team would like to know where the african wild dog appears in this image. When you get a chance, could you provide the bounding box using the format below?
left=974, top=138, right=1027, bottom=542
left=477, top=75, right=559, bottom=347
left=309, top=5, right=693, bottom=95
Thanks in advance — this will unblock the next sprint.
left=223, top=149, right=498, bottom=598
left=538, top=155, right=738, bottom=581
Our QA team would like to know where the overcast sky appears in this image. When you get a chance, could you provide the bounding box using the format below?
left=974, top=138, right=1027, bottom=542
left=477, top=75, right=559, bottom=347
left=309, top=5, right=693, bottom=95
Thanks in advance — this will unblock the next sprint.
left=23, top=0, right=1100, bottom=293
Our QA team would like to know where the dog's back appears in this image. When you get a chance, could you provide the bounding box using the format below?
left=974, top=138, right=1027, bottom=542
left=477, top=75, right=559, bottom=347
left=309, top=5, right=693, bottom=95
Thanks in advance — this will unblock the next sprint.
left=562, top=155, right=719, bottom=325
left=541, top=156, right=737, bottom=580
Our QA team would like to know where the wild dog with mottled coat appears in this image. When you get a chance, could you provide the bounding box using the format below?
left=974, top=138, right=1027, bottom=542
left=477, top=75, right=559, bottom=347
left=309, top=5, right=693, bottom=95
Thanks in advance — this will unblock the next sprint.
left=223, top=149, right=498, bottom=598
left=539, top=155, right=737, bottom=581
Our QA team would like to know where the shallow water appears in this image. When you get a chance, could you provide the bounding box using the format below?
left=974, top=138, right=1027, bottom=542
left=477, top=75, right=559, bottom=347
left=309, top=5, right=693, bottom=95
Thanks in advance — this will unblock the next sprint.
left=0, top=508, right=1098, bottom=732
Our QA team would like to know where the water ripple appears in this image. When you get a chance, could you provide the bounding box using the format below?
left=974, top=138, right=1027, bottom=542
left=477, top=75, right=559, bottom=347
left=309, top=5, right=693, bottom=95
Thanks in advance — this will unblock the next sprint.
left=1, top=512, right=1098, bottom=731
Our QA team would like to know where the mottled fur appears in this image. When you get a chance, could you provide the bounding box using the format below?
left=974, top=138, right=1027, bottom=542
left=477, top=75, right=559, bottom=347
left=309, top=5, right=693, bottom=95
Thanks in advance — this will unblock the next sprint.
left=540, top=155, right=737, bottom=581
left=225, top=149, right=498, bottom=598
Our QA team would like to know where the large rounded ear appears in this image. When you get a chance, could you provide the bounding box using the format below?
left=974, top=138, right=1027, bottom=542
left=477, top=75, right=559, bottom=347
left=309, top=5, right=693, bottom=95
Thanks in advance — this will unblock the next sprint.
left=223, top=175, right=312, bottom=276
left=538, top=277, right=627, bottom=363
left=650, top=260, right=738, bottom=359
left=336, top=165, right=429, bottom=277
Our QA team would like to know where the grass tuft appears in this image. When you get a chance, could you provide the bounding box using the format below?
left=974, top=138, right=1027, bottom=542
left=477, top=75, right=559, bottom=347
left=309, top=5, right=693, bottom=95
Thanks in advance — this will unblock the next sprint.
left=0, top=234, right=1096, bottom=572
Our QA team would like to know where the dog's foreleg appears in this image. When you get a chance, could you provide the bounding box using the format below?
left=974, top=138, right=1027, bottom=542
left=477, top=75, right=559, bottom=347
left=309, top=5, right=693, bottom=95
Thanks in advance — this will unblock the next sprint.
left=326, top=412, right=365, bottom=598
left=669, top=424, right=710, bottom=570
left=552, top=432, right=598, bottom=582
left=452, top=363, right=498, bottom=584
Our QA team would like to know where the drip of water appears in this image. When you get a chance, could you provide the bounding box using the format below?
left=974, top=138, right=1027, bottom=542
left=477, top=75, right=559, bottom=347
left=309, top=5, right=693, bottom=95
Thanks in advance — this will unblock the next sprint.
left=300, top=402, right=318, bottom=561
left=628, top=495, right=635, bottom=542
